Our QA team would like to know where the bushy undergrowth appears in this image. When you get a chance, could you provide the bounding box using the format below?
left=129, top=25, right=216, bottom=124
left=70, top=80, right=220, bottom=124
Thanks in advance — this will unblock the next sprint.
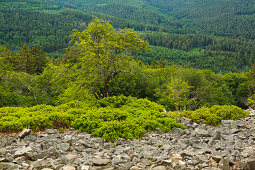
left=171, top=105, right=249, bottom=126
left=0, top=96, right=184, bottom=141
left=0, top=96, right=249, bottom=140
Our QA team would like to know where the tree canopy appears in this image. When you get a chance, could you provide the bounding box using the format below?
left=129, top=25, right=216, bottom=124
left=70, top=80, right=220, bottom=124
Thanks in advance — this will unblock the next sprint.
left=69, top=17, right=149, bottom=98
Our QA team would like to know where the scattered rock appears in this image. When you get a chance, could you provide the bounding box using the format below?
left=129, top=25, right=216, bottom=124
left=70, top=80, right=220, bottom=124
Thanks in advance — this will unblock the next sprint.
left=18, top=129, right=31, bottom=138
left=92, top=157, right=110, bottom=166
left=46, top=129, right=58, bottom=134
left=14, top=147, right=33, bottom=158
left=171, top=154, right=182, bottom=163
left=62, top=165, right=76, bottom=170
left=1, top=113, right=255, bottom=169
left=57, top=143, right=70, bottom=152
left=152, top=165, right=167, bottom=170
left=241, top=147, right=254, bottom=158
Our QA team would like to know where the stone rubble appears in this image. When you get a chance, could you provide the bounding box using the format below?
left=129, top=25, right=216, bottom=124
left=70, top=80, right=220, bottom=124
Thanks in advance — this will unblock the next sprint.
left=1, top=113, right=255, bottom=169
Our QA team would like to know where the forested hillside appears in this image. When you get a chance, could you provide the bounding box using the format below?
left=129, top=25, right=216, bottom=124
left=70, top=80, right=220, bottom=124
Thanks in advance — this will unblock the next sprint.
left=1, top=0, right=255, bottom=72
left=1, top=18, right=255, bottom=141
left=2, top=3, right=255, bottom=170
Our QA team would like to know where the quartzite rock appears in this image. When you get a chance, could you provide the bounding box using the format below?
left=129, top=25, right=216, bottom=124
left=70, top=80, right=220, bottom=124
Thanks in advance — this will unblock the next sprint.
left=18, top=129, right=31, bottom=139
left=14, top=147, right=33, bottom=158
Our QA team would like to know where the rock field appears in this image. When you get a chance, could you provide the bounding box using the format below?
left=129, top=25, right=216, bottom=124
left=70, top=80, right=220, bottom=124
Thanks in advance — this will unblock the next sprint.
left=1, top=110, right=255, bottom=170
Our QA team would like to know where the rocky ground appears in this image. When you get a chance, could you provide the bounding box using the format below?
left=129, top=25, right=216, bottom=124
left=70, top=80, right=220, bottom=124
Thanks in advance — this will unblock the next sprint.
left=1, top=111, right=255, bottom=170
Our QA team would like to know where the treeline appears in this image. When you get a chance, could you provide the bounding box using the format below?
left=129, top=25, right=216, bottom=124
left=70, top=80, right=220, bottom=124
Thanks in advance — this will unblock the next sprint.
left=2, top=7, right=255, bottom=73
left=135, top=46, right=250, bottom=74
left=0, top=9, right=92, bottom=52
left=145, top=0, right=255, bottom=39
left=137, top=32, right=255, bottom=73
left=1, top=0, right=255, bottom=74
left=1, top=43, right=255, bottom=111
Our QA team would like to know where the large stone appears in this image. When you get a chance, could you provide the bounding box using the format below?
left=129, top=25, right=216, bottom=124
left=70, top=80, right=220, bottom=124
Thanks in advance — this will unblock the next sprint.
left=161, top=159, right=172, bottom=166
left=66, top=154, right=78, bottom=162
left=171, top=128, right=185, bottom=135
left=0, top=157, right=13, bottom=163
left=130, top=166, right=141, bottom=170
left=212, top=155, right=222, bottom=163
left=81, top=165, right=90, bottom=170
left=18, top=129, right=31, bottom=138
left=246, top=159, right=255, bottom=169
left=92, top=158, right=110, bottom=166
left=152, top=165, right=167, bottom=170
left=14, top=147, right=33, bottom=158
left=57, top=143, right=70, bottom=152
left=192, top=128, right=210, bottom=137
left=221, top=120, right=237, bottom=129
left=62, top=165, right=76, bottom=170
left=210, top=158, right=218, bottom=167
left=213, top=131, right=221, bottom=140
left=219, top=158, right=230, bottom=170
left=142, top=150, right=154, bottom=159
left=46, top=129, right=58, bottom=134
left=171, top=154, right=182, bottom=163
left=241, top=147, right=255, bottom=158
left=112, top=155, right=125, bottom=164
left=32, top=159, right=50, bottom=169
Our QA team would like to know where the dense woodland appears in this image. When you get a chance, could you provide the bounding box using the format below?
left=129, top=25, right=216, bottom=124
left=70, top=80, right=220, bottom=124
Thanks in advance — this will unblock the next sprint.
left=1, top=0, right=255, bottom=72
left=1, top=17, right=255, bottom=110
left=1, top=0, right=255, bottom=140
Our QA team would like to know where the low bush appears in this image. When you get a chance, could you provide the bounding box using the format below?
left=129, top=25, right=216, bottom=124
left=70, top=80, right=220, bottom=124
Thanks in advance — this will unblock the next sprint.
left=0, top=96, right=249, bottom=140
left=0, top=95, right=184, bottom=141
left=171, top=105, right=249, bottom=126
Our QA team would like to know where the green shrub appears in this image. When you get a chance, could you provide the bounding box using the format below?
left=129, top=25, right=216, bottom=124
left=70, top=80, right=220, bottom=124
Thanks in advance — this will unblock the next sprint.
left=171, top=105, right=249, bottom=126
left=1, top=95, right=247, bottom=140
left=0, top=96, right=183, bottom=141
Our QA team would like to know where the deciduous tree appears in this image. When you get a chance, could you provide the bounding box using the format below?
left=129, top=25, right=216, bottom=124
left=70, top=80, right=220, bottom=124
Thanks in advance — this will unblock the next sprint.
left=70, top=17, right=149, bottom=98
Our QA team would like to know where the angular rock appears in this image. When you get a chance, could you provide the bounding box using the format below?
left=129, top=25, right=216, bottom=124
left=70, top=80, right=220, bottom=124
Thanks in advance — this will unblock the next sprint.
left=46, top=129, right=58, bottom=134
left=18, top=129, right=31, bottom=138
left=241, top=147, right=254, bottom=158
left=219, top=158, right=230, bottom=170
left=0, top=157, right=13, bottom=163
left=57, top=143, right=70, bottom=152
left=81, top=165, right=90, bottom=170
left=62, top=165, right=76, bottom=170
left=213, top=131, right=221, bottom=140
left=92, top=158, right=110, bottom=166
left=171, top=154, right=182, bottom=163
left=246, top=159, right=255, bottom=170
left=112, top=155, right=125, bottom=164
left=14, top=147, right=33, bottom=158
left=212, top=155, right=222, bottom=163
left=152, top=165, right=167, bottom=170
left=130, top=166, right=141, bottom=170
left=192, top=128, right=210, bottom=137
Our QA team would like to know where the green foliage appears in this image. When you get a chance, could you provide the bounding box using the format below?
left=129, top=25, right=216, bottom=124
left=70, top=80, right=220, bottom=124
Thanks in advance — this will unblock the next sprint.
left=155, top=78, right=192, bottom=111
left=171, top=105, right=249, bottom=126
left=0, top=96, right=184, bottom=141
left=57, top=82, right=94, bottom=105
left=70, top=17, right=149, bottom=98
left=137, top=33, right=255, bottom=73
left=224, top=72, right=249, bottom=108
left=1, top=0, right=255, bottom=73
left=247, top=94, right=255, bottom=109
left=0, top=95, right=249, bottom=140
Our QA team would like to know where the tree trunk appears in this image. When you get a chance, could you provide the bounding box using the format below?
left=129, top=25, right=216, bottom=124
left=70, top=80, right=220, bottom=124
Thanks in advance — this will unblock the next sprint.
left=102, top=75, right=110, bottom=98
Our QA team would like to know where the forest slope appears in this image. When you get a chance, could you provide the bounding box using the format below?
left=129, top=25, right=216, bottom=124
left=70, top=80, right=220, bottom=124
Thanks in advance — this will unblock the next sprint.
left=1, top=0, right=255, bottom=73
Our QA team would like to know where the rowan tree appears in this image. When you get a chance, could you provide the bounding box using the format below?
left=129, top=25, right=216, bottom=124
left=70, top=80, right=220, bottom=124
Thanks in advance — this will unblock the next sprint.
left=70, top=17, right=149, bottom=98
